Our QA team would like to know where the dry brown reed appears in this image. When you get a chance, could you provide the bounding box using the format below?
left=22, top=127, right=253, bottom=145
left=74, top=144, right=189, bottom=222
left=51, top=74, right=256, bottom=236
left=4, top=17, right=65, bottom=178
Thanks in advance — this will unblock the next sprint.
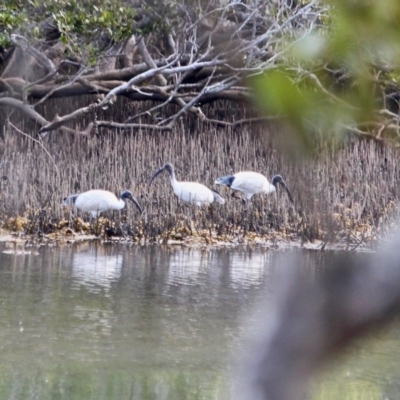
left=1, top=96, right=399, bottom=246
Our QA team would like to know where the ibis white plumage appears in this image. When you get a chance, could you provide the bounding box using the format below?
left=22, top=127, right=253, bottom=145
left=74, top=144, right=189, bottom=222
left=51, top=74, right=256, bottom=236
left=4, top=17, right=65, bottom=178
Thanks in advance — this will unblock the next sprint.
left=215, top=171, right=293, bottom=202
left=62, top=189, right=142, bottom=217
left=149, top=163, right=225, bottom=206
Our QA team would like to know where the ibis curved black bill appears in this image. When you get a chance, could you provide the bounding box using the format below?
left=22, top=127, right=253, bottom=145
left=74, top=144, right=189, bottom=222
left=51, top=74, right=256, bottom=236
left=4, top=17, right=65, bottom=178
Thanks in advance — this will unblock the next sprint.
left=128, top=194, right=142, bottom=214
left=150, top=163, right=175, bottom=186
left=121, top=190, right=142, bottom=214
left=149, top=167, right=166, bottom=186
left=279, top=181, right=293, bottom=202
left=272, top=175, right=293, bottom=202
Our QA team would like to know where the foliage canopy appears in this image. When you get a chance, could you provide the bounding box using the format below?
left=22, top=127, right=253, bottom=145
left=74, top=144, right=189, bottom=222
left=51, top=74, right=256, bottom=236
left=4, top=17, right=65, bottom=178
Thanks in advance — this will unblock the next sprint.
left=1, top=0, right=400, bottom=151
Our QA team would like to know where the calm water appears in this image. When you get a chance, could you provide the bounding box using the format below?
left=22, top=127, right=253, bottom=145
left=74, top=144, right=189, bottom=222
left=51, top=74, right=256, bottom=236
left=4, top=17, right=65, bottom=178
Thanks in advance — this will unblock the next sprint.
left=0, top=243, right=399, bottom=400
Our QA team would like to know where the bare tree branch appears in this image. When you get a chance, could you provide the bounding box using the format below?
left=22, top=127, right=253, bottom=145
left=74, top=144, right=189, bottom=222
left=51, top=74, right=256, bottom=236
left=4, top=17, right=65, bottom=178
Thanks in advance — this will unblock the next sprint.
left=0, top=97, right=79, bottom=136
left=39, top=103, right=97, bottom=135
left=3, top=0, right=366, bottom=136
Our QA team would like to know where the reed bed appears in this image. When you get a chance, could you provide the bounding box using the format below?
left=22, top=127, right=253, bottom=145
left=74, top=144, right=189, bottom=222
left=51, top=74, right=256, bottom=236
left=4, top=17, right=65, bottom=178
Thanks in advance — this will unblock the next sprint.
left=0, top=97, right=399, bottom=247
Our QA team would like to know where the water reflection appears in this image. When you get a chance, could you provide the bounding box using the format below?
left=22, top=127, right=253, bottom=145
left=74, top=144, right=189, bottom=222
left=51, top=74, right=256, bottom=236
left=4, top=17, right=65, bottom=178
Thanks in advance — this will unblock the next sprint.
left=0, top=243, right=276, bottom=400
left=72, top=246, right=123, bottom=292
left=163, top=247, right=274, bottom=291
left=167, top=249, right=208, bottom=285
left=0, top=244, right=398, bottom=400
left=228, top=250, right=273, bottom=289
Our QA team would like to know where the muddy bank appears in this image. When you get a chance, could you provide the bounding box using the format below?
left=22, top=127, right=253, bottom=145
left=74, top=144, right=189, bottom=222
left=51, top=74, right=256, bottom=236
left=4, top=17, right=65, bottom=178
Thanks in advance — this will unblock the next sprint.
left=0, top=214, right=385, bottom=252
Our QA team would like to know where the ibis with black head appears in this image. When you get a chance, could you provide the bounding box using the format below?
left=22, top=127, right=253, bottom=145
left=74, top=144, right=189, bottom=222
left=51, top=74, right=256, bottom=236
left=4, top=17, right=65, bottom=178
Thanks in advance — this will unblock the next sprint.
left=215, top=171, right=293, bottom=202
left=62, top=189, right=142, bottom=217
left=149, top=163, right=225, bottom=206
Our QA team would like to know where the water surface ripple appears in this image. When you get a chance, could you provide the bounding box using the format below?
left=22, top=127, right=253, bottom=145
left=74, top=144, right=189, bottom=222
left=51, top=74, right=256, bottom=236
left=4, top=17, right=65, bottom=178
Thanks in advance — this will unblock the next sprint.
left=0, top=243, right=398, bottom=400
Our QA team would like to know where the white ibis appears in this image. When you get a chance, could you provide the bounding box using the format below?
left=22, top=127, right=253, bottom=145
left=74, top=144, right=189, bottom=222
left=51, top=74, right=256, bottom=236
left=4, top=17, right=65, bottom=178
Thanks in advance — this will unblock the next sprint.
left=215, top=171, right=293, bottom=202
left=62, top=189, right=142, bottom=217
left=149, top=163, right=225, bottom=206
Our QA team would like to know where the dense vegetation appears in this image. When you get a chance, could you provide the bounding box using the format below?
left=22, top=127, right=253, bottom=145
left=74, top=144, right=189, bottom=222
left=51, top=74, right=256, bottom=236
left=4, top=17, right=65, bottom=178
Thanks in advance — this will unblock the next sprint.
left=1, top=0, right=400, bottom=245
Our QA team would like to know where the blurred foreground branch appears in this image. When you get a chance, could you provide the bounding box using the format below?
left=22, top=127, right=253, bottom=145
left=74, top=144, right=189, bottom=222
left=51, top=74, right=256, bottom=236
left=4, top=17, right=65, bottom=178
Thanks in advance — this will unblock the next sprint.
left=237, top=229, right=400, bottom=400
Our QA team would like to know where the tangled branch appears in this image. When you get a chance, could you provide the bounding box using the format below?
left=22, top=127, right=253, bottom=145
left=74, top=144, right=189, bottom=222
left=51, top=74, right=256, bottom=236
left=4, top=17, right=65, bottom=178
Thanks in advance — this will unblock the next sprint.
left=0, top=0, right=326, bottom=135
